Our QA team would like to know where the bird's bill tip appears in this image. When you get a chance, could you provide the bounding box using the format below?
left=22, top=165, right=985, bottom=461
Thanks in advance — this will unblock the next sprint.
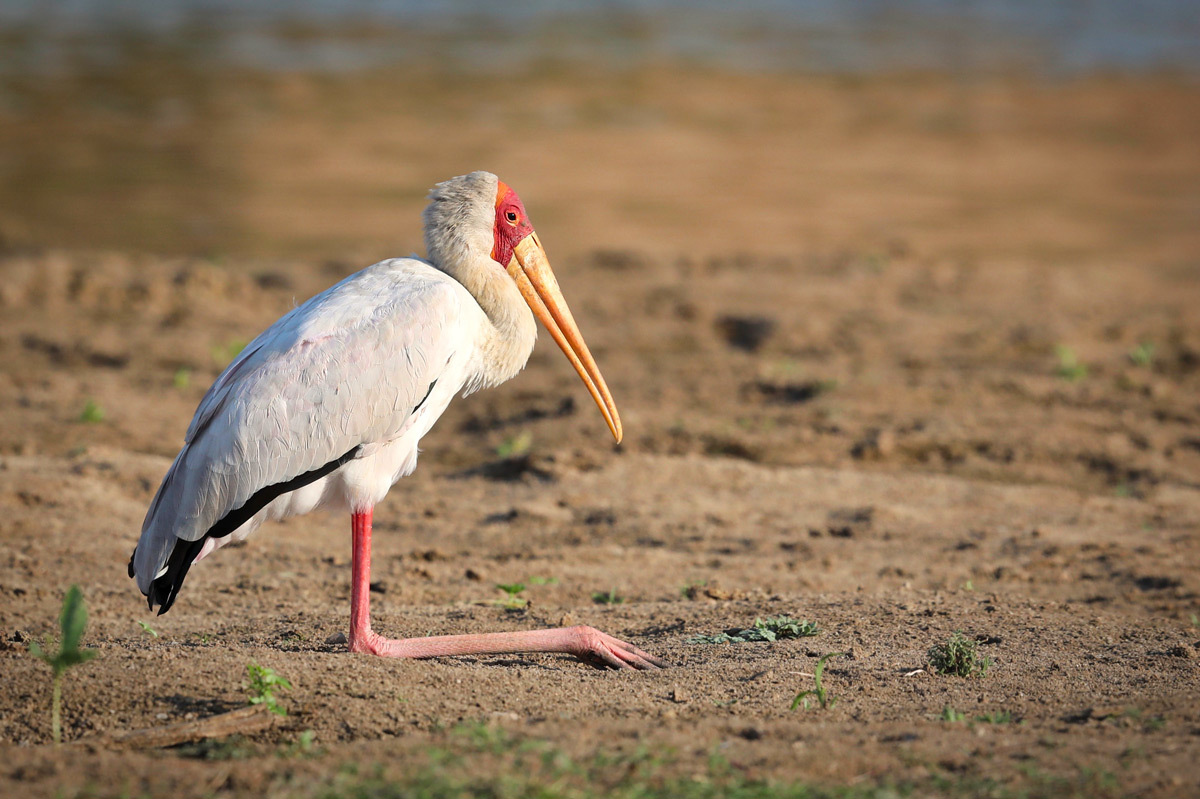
left=508, top=234, right=623, bottom=444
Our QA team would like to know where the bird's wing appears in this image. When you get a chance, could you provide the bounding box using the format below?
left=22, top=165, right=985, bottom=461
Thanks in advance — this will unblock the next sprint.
left=132, top=259, right=483, bottom=602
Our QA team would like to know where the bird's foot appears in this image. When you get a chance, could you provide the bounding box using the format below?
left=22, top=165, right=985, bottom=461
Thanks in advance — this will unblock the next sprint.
left=562, top=625, right=668, bottom=670
left=345, top=624, right=667, bottom=669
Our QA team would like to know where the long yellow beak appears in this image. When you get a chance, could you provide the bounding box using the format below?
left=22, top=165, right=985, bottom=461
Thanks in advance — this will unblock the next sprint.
left=506, top=233, right=623, bottom=444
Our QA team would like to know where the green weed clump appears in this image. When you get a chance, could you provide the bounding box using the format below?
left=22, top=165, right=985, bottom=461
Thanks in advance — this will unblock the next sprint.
left=246, top=663, right=292, bottom=716
left=29, top=585, right=98, bottom=744
left=928, top=631, right=991, bottom=678
left=688, top=615, right=819, bottom=644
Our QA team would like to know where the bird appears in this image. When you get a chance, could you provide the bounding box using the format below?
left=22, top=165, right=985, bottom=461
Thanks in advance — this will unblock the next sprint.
left=129, top=171, right=665, bottom=670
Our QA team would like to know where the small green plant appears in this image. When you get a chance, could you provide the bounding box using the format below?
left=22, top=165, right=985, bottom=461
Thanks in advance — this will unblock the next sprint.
left=493, top=583, right=528, bottom=609
left=1121, top=708, right=1165, bottom=731
left=941, top=707, right=1015, bottom=724
left=1128, top=342, right=1155, bottom=367
left=527, top=575, right=558, bottom=586
left=176, top=735, right=256, bottom=761
left=928, top=631, right=992, bottom=678
left=211, top=339, right=248, bottom=366
left=496, top=431, right=532, bottom=458
left=688, top=615, right=820, bottom=644
left=280, top=729, right=317, bottom=758
left=592, top=588, right=625, bottom=605
left=1055, top=345, right=1088, bottom=382
left=245, top=662, right=292, bottom=716
left=172, top=368, right=191, bottom=389
left=29, top=585, right=97, bottom=744
left=136, top=619, right=159, bottom=638
left=790, top=652, right=844, bottom=710
left=79, top=399, right=105, bottom=423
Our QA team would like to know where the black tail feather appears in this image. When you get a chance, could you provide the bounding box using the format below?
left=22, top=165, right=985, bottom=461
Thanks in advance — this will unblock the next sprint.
left=151, top=537, right=208, bottom=615
left=137, top=444, right=363, bottom=615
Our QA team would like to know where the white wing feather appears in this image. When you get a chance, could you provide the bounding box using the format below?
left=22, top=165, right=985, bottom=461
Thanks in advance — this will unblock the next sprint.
left=133, top=258, right=485, bottom=594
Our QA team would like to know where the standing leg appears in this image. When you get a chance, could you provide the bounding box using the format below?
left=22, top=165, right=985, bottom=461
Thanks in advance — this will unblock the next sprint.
left=344, top=510, right=665, bottom=669
left=347, top=507, right=375, bottom=653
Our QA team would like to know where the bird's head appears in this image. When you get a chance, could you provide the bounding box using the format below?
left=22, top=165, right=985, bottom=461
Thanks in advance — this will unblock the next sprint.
left=424, top=172, right=622, bottom=444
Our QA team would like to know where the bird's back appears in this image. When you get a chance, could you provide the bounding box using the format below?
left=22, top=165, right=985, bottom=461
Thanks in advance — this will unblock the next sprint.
left=131, top=257, right=488, bottom=613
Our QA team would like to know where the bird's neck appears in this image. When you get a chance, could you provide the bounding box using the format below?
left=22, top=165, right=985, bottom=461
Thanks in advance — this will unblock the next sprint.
left=441, top=252, right=538, bottom=390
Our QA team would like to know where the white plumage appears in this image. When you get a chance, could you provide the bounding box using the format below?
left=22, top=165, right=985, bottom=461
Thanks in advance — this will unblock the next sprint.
left=133, top=259, right=495, bottom=595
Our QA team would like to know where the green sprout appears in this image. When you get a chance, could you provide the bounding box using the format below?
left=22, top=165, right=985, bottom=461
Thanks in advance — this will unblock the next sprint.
left=493, top=583, right=528, bottom=609
left=943, top=706, right=1014, bottom=724
left=136, top=619, right=158, bottom=638
left=79, top=399, right=105, bottom=423
left=172, top=368, right=191, bottom=389
left=495, top=431, right=532, bottom=458
left=245, top=662, right=292, bottom=716
left=928, top=631, right=992, bottom=678
left=1128, top=342, right=1155, bottom=367
left=791, top=652, right=844, bottom=710
left=29, top=585, right=98, bottom=744
left=592, top=588, right=625, bottom=605
left=1055, top=345, right=1088, bottom=382
left=211, top=339, right=248, bottom=367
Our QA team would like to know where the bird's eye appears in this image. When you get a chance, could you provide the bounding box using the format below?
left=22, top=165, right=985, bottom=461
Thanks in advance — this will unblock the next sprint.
left=505, top=210, right=519, bottom=224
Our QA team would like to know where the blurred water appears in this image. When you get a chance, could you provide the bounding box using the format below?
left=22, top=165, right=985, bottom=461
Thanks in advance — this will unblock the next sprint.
left=2, top=0, right=1198, bottom=75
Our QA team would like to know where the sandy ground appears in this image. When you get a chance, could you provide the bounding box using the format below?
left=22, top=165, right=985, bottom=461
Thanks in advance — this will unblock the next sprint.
left=1, top=59, right=1199, bottom=797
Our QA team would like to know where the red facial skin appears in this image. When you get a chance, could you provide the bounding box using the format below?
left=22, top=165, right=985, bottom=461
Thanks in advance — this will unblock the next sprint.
left=491, top=181, right=535, bottom=268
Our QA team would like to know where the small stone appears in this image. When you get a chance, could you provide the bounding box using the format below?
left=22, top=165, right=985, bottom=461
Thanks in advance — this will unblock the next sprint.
left=465, top=568, right=484, bottom=581
left=325, top=632, right=347, bottom=646
left=1168, top=644, right=1195, bottom=659
left=671, top=685, right=689, bottom=703
left=557, top=613, right=574, bottom=627
left=155, top=713, right=168, bottom=720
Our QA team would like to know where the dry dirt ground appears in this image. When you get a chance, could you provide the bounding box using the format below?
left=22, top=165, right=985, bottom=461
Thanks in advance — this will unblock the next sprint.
left=1, top=58, right=1199, bottom=797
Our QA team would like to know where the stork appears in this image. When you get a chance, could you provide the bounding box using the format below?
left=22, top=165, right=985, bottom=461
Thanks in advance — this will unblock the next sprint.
left=129, top=171, right=664, bottom=670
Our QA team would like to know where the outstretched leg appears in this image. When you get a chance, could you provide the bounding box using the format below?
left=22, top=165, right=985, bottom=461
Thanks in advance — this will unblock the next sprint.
left=346, top=508, right=666, bottom=669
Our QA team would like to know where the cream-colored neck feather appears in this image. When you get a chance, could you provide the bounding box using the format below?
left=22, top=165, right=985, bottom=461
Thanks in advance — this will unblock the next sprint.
left=423, top=171, right=537, bottom=390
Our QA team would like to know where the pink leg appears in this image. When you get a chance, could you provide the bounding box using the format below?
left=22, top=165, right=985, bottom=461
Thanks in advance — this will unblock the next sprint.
left=346, top=508, right=665, bottom=670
